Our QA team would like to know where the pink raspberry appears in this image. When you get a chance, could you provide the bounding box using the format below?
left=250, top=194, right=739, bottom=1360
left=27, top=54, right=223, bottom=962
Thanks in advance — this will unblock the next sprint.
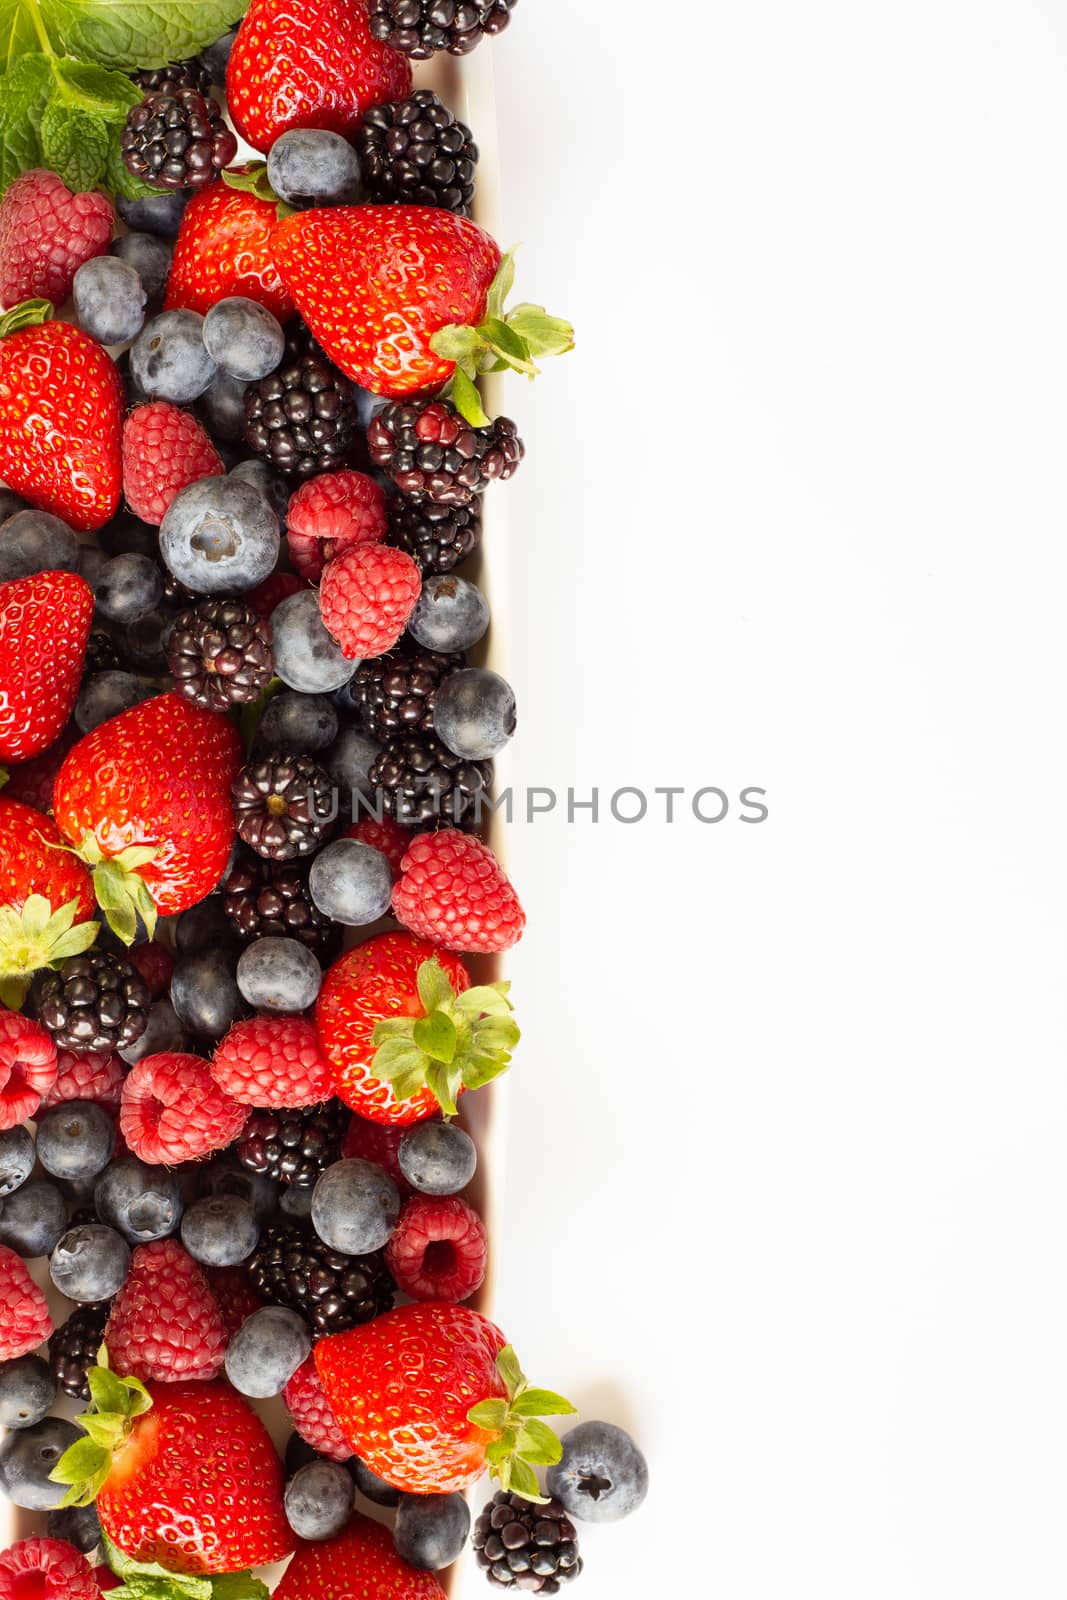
left=385, top=1193, right=488, bottom=1302
left=105, top=1238, right=228, bottom=1383
left=344, top=815, right=411, bottom=878
left=283, top=1355, right=352, bottom=1463
left=122, top=403, right=224, bottom=526
left=0, top=1243, right=53, bottom=1359
left=0, top=1008, right=57, bottom=1129
left=127, top=940, right=175, bottom=999
left=391, top=829, right=525, bottom=953
left=247, top=570, right=308, bottom=620
left=342, top=1112, right=414, bottom=1194
left=210, top=1015, right=334, bottom=1108
left=204, top=1265, right=263, bottom=1338
left=38, top=1049, right=125, bottom=1114
left=287, top=470, right=388, bottom=581
left=0, top=1539, right=99, bottom=1600
left=120, top=1051, right=249, bottom=1164
left=0, top=171, right=113, bottom=312
left=319, top=543, right=421, bottom=660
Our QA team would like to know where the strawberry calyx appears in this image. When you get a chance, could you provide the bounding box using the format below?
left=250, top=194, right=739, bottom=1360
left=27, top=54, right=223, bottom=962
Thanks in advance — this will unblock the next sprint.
left=371, top=957, right=519, bottom=1115
left=0, top=892, right=100, bottom=1000
left=467, top=1344, right=577, bottom=1503
left=0, top=298, right=53, bottom=339
left=72, top=833, right=160, bottom=945
left=221, top=163, right=295, bottom=218
left=50, top=1365, right=152, bottom=1507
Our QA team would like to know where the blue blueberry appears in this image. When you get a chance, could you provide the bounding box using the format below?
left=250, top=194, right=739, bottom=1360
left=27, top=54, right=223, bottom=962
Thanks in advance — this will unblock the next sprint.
left=267, top=129, right=363, bottom=208
left=72, top=257, right=147, bottom=346
left=350, top=1453, right=400, bottom=1507
left=311, top=1158, right=399, bottom=1255
left=259, top=691, right=339, bottom=753
left=0, top=509, right=79, bottom=581
left=433, top=667, right=516, bottom=760
left=203, top=297, right=286, bottom=382
left=236, top=936, right=322, bottom=1013
left=35, top=1101, right=115, bottom=1181
left=171, top=947, right=248, bottom=1040
left=407, top=574, right=489, bottom=653
left=181, top=1193, right=260, bottom=1267
left=118, top=997, right=188, bottom=1066
left=285, top=1431, right=321, bottom=1475
left=0, top=1355, right=57, bottom=1429
left=0, top=1417, right=83, bottom=1508
left=202, top=26, right=238, bottom=80
left=47, top=1501, right=102, bottom=1554
left=0, top=1179, right=69, bottom=1257
left=272, top=589, right=357, bottom=694
left=0, top=1126, right=35, bottom=1197
left=130, top=309, right=216, bottom=403
left=110, top=232, right=172, bottom=303
left=278, top=1182, right=314, bottom=1220
left=202, top=1160, right=278, bottom=1221
left=546, top=1421, right=649, bottom=1523
left=199, top=369, right=249, bottom=441
left=117, top=189, right=188, bottom=237
left=284, top=1459, right=355, bottom=1540
left=93, top=552, right=164, bottom=624
left=225, top=1306, right=311, bottom=1398
left=175, top=896, right=238, bottom=956
left=159, top=476, right=280, bottom=595
left=323, top=725, right=381, bottom=800
left=228, top=458, right=289, bottom=527
left=308, top=838, right=392, bottom=926
left=77, top=546, right=110, bottom=590
left=0, top=489, right=26, bottom=524
left=94, top=1155, right=183, bottom=1244
left=398, top=1122, right=476, bottom=1196
left=394, top=1490, right=471, bottom=1570
left=75, top=671, right=154, bottom=734
left=121, top=608, right=173, bottom=672
left=49, top=1223, right=131, bottom=1301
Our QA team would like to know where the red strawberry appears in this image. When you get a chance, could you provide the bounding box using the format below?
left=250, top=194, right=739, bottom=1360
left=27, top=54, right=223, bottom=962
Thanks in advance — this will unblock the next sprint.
left=227, top=0, right=411, bottom=154
left=0, top=1009, right=57, bottom=1130
left=274, top=1514, right=445, bottom=1600
left=164, top=170, right=296, bottom=320
left=122, top=403, right=224, bottom=526
left=0, top=170, right=113, bottom=311
left=0, top=570, right=93, bottom=762
left=0, top=305, right=122, bottom=530
left=0, top=1241, right=53, bottom=1357
left=105, top=1239, right=228, bottom=1383
left=0, top=797, right=98, bottom=995
left=286, top=469, right=387, bottom=581
left=315, top=1304, right=574, bottom=1498
left=53, top=693, right=243, bottom=938
left=319, top=543, right=421, bottom=660
left=392, top=828, right=526, bottom=952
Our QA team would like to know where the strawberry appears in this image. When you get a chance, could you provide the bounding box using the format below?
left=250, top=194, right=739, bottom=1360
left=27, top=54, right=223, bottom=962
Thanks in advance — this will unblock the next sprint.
left=227, top=0, right=411, bottom=154
left=0, top=302, right=122, bottom=531
left=52, top=693, right=243, bottom=940
left=0, top=797, right=98, bottom=1000
left=274, top=1514, right=445, bottom=1600
left=315, top=1304, right=575, bottom=1498
left=314, top=930, right=519, bottom=1125
left=164, top=169, right=296, bottom=320
left=0, top=570, right=93, bottom=764
left=52, top=1369, right=294, bottom=1575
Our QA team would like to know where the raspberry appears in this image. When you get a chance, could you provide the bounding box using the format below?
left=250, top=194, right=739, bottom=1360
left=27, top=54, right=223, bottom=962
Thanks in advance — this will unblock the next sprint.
left=0, top=170, right=113, bottom=311
left=105, top=1238, right=228, bottom=1383
left=38, top=1050, right=125, bottom=1114
left=210, top=1015, right=334, bottom=1108
left=319, top=543, right=421, bottom=661
left=384, top=1193, right=487, bottom=1302
left=391, top=829, right=525, bottom=953
left=0, top=1243, right=53, bottom=1359
left=122, top=403, right=224, bottom=526
left=286, top=470, right=388, bottom=581
left=120, top=1052, right=249, bottom=1164
left=127, top=941, right=175, bottom=999
left=0, top=1008, right=57, bottom=1129
left=344, top=815, right=411, bottom=878
left=283, top=1355, right=352, bottom=1463
left=0, top=1539, right=99, bottom=1600
left=246, top=570, right=308, bottom=621
left=204, top=1265, right=263, bottom=1338
left=341, top=1112, right=414, bottom=1194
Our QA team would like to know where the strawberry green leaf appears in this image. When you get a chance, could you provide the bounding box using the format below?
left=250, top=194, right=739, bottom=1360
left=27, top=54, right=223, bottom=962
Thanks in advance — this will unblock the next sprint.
left=478, top=316, right=538, bottom=375
left=515, top=1419, right=564, bottom=1466
left=510, top=1388, right=579, bottom=1419
left=76, top=1413, right=126, bottom=1450
left=505, top=304, right=576, bottom=360
left=483, top=1430, right=517, bottom=1467
left=496, top=1345, right=526, bottom=1398
left=50, top=1435, right=107, bottom=1486
left=416, top=958, right=454, bottom=1015
left=424, top=1059, right=459, bottom=1118
left=210, top=1575, right=271, bottom=1600
left=0, top=297, right=52, bottom=337
left=508, top=1458, right=548, bottom=1505
left=484, top=248, right=517, bottom=323
left=372, top=960, right=520, bottom=1116
left=428, top=323, right=484, bottom=367
left=88, top=1365, right=129, bottom=1416
left=412, top=1010, right=457, bottom=1063
left=453, top=981, right=513, bottom=1019
left=450, top=366, right=490, bottom=429
left=222, top=163, right=280, bottom=206
left=0, top=896, right=100, bottom=983
left=468, top=1399, right=509, bottom=1431
left=20, top=894, right=50, bottom=940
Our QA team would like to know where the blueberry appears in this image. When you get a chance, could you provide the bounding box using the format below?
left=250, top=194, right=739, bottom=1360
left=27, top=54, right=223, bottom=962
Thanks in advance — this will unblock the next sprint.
left=131, top=309, right=216, bottom=403
left=110, top=232, right=173, bottom=303
left=202, top=1159, right=278, bottom=1221
left=433, top=667, right=516, bottom=760
left=98, top=511, right=157, bottom=558
left=175, top=896, right=238, bottom=956
left=323, top=725, right=381, bottom=800
left=546, top=1421, right=649, bottom=1523
left=181, top=1193, right=260, bottom=1267
left=285, top=1431, right=321, bottom=1475
left=258, top=691, right=338, bottom=753
left=0, top=1417, right=83, bottom=1508
left=199, top=369, right=249, bottom=441
left=0, top=1126, right=36, bottom=1197
left=117, top=189, right=188, bottom=237
left=229, top=458, right=290, bottom=527
left=350, top=1453, right=400, bottom=1507
left=0, top=488, right=26, bottom=524
left=36, top=1101, right=115, bottom=1181
left=0, top=509, right=79, bottom=581
left=308, top=838, right=392, bottom=926
left=236, top=936, right=322, bottom=1014
left=267, top=129, right=363, bottom=208
left=77, top=546, right=110, bottom=590
left=407, top=574, right=489, bottom=653
left=75, top=671, right=154, bottom=734
left=94, top=1155, right=183, bottom=1243
left=202, top=26, right=238, bottom=79
left=203, top=296, right=286, bottom=382
left=48, top=1501, right=102, bottom=1554
left=72, top=257, right=147, bottom=346
left=272, top=589, right=358, bottom=694
left=0, top=1355, right=57, bottom=1430
left=93, top=552, right=165, bottom=624
left=171, top=947, right=248, bottom=1040
left=284, top=1459, right=355, bottom=1540
left=159, top=476, right=280, bottom=595
left=225, top=1306, right=311, bottom=1398
left=120, top=608, right=174, bottom=672
left=0, top=1179, right=69, bottom=1257
left=398, top=1122, right=476, bottom=1196
left=312, top=1158, right=399, bottom=1255
left=394, top=1490, right=470, bottom=1570
left=49, top=1223, right=131, bottom=1301
left=117, top=997, right=188, bottom=1065
left=278, top=1182, right=314, bottom=1220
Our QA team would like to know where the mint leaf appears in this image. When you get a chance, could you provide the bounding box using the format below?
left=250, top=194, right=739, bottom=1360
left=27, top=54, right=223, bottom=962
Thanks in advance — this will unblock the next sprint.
left=0, top=53, right=52, bottom=193
left=0, top=0, right=43, bottom=71
left=52, top=56, right=142, bottom=120
left=210, top=1575, right=271, bottom=1600
left=39, top=0, right=250, bottom=72
left=40, top=98, right=108, bottom=190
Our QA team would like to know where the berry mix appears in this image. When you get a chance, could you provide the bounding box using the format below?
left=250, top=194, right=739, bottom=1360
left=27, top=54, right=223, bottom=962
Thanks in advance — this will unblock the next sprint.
left=0, top=2, right=648, bottom=1595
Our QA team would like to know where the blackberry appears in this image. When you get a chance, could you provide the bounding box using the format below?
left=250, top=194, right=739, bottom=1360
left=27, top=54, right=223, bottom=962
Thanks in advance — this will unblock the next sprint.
left=473, top=1493, right=582, bottom=1594
left=84, top=629, right=121, bottom=674
left=368, top=0, right=519, bottom=60
left=168, top=599, right=275, bottom=713
left=221, top=850, right=341, bottom=960
left=235, top=1103, right=350, bottom=1189
left=351, top=642, right=465, bottom=743
left=132, top=57, right=213, bottom=96
left=247, top=1220, right=394, bottom=1336
left=368, top=400, right=523, bottom=508
left=244, top=323, right=358, bottom=479
left=48, top=1303, right=110, bottom=1402
left=34, top=952, right=151, bottom=1055
left=357, top=90, right=477, bottom=215
left=370, top=731, right=491, bottom=829
left=121, top=89, right=238, bottom=191
left=388, top=496, right=482, bottom=576
left=232, top=753, right=338, bottom=861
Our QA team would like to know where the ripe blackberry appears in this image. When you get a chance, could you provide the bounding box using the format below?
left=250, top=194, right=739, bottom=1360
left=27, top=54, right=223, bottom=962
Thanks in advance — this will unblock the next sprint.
left=121, top=89, right=238, bottom=191
left=368, top=0, right=519, bottom=60
left=244, top=323, right=359, bottom=479
left=48, top=1302, right=110, bottom=1402
left=352, top=642, right=465, bottom=743
left=221, top=849, right=341, bottom=960
left=370, top=731, right=491, bottom=829
left=236, top=1103, right=350, bottom=1189
left=357, top=90, right=477, bottom=215
left=132, top=57, right=213, bottom=96
left=84, top=629, right=121, bottom=674
left=388, top=496, right=482, bottom=576
left=232, top=753, right=338, bottom=861
left=473, top=1493, right=582, bottom=1594
left=34, top=952, right=152, bottom=1055
left=167, top=599, right=275, bottom=713
left=368, top=400, right=523, bottom=508
left=248, top=1220, right=394, bottom=1336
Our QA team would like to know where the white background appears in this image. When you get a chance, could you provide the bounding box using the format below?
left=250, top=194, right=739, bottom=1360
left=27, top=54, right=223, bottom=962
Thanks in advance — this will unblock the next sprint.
left=478, top=3, right=1067, bottom=1596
